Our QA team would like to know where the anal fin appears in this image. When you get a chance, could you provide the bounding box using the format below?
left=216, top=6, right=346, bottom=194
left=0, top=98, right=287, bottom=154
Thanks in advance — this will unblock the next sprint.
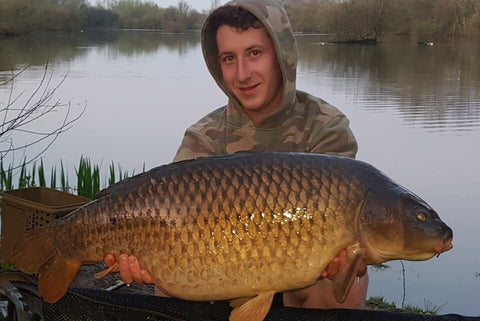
left=39, top=258, right=82, bottom=303
left=229, top=291, right=275, bottom=321
left=230, top=296, right=253, bottom=309
left=332, top=243, right=364, bottom=303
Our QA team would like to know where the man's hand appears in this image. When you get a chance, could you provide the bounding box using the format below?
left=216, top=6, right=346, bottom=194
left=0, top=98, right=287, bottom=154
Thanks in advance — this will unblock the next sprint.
left=104, top=254, right=153, bottom=284
left=320, top=249, right=367, bottom=280
left=284, top=249, right=369, bottom=309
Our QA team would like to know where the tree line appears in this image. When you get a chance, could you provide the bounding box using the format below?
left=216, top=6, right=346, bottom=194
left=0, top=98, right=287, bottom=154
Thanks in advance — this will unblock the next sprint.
left=0, top=0, right=207, bottom=35
left=0, top=0, right=479, bottom=40
left=285, top=0, right=480, bottom=42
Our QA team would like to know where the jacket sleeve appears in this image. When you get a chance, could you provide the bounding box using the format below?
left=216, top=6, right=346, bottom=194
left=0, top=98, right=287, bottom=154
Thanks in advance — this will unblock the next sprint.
left=308, top=114, right=358, bottom=159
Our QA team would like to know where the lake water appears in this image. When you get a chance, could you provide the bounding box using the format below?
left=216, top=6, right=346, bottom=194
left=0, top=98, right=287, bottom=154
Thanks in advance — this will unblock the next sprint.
left=0, top=30, right=479, bottom=316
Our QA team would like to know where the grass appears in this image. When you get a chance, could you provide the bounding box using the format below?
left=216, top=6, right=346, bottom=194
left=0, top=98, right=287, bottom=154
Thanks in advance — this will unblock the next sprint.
left=366, top=296, right=443, bottom=315
left=366, top=296, right=398, bottom=310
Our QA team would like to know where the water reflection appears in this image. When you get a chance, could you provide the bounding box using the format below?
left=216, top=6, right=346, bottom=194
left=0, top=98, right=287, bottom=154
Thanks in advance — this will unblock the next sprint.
left=98, top=30, right=201, bottom=57
left=2, top=31, right=479, bottom=134
left=296, top=35, right=480, bottom=132
left=0, top=30, right=200, bottom=73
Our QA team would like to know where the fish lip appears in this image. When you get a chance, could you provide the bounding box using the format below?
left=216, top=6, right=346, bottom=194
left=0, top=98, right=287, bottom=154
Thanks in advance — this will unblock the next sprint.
left=434, top=223, right=453, bottom=255
left=435, top=239, right=453, bottom=255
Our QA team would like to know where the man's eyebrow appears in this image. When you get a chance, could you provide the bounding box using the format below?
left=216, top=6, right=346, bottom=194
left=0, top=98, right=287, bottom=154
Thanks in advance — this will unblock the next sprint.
left=246, top=44, right=264, bottom=51
left=217, top=50, right=233, bottom=57
left=218, top=44, right=265, bottom=56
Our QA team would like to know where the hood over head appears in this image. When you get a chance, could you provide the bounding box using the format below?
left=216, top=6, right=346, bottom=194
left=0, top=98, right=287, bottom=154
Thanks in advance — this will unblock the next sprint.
left=201, top=0, right=297, bottom=127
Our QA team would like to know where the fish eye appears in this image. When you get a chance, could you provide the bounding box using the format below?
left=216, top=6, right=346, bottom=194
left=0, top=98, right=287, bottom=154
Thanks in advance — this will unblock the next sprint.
left=417, top=213, right=427, bottom=222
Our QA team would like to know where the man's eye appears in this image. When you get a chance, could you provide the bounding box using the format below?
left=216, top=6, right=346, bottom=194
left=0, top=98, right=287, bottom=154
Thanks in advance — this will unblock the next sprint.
left=250, top=50, right=260, bottom=56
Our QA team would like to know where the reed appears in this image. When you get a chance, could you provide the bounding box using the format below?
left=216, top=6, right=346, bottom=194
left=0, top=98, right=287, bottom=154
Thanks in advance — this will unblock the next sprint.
left=0, top=157, right=137, bottom=200
left=0, top=160, right=13, bottom=191
left=50, top=166, right=56, bottom=190
left=60, top=160, right=68, bottom=193
left=38, top=159, right=47, bottom=187
left=108, top=161, right=116, bottom=187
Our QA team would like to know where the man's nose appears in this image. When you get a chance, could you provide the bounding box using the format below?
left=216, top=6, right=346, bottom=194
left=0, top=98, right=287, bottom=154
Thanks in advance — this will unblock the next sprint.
left=236, top=58, right=251, bottom=81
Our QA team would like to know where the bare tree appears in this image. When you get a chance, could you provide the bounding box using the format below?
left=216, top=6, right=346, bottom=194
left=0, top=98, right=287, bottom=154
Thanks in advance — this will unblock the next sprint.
left=210, top=0, right=221, bottom=11
left=178, top=0, right=191, bottom=14
left=324, top=0, right=392, bottom=42
left=0, top=63, right=85, bottom=170
left=100, top=0, right=119, bottom=9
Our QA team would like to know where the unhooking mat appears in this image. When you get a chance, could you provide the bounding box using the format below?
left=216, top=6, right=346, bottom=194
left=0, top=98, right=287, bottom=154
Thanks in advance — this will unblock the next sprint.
left=0, top=272, right=479, bottom=321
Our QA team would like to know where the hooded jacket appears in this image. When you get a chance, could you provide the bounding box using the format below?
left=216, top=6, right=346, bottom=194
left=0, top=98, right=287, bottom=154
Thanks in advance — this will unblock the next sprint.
left=174, top=0, right=358, bottom=161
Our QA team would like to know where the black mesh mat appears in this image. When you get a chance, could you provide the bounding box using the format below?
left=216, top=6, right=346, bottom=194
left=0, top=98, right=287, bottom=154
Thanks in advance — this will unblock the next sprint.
left=1, top=277, right=478, bottom=321
left=42, top=287, right=479, bottom=321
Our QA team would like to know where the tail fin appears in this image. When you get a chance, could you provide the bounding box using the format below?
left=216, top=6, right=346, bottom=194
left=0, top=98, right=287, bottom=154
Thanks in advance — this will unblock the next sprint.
left=12, top=228, right=81, bottom=303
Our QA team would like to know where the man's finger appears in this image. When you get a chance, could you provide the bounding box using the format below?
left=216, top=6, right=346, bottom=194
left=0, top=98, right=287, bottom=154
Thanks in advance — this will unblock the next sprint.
left=128, top=255, right=145, bottom=284
left=326, top=256, right=340, bottom=277
left=104, top=254, right=115, bottom=268
left=338, top=249, right=348, bottom=269
left=118, top=254, right=134, bottom=284
left=141, top=269, right=153, bottom=284
left=357, top=263, right=367, bottom=277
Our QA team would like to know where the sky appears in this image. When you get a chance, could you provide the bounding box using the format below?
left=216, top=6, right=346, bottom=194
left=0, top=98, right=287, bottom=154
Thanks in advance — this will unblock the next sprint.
left=92, top=0, right=228, bottom=12
left=153, top=0, right=227, bottom=12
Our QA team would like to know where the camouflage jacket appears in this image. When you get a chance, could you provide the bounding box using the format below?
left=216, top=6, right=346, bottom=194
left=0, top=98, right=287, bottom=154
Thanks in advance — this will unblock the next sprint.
left=174, top=0, right=358, bottom=162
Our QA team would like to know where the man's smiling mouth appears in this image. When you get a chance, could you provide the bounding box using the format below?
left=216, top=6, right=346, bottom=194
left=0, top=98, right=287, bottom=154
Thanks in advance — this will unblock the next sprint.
left=238, top=83, right=260, bottom=94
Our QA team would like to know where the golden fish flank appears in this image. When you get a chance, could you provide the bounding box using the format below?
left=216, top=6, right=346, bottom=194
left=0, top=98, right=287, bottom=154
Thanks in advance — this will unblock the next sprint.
left=12, top=152, right=453, bottom=321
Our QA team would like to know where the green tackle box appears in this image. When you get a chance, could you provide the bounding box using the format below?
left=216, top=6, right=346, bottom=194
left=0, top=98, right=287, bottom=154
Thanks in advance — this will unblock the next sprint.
left=0, top=187, right=90, bottom=263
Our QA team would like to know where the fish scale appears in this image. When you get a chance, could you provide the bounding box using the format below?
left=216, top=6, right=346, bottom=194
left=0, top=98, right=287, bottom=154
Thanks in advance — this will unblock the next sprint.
left=133, top=156, right=336, bottom=298
left=12, top=152, right=453, bottom=321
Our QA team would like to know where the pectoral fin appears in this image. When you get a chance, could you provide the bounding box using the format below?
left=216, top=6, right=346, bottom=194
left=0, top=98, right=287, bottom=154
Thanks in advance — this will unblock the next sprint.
left=332, top=243, right=364, bottom=303
left=229, top=290, right=274, bottom=321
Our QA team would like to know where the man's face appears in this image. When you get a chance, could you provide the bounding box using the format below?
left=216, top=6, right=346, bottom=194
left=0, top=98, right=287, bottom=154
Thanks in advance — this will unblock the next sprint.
left=216, top=25, right=283, bottom=124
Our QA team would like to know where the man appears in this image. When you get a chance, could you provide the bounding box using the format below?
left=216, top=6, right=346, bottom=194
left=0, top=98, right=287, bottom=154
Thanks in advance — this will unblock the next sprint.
left=105, top=0, right=368, bottom=309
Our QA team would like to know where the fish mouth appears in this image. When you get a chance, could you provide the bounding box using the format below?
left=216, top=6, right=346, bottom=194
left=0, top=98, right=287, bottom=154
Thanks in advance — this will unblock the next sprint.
left=435, top=224, right=453, bottom=255
left=371, top=233, right=453, bottom=262
left=435, top=238, right=453, bottom=256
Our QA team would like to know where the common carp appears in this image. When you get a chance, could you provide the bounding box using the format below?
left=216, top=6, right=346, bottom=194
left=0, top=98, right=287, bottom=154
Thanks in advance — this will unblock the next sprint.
left=12, top=152, right=453, bottom=321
